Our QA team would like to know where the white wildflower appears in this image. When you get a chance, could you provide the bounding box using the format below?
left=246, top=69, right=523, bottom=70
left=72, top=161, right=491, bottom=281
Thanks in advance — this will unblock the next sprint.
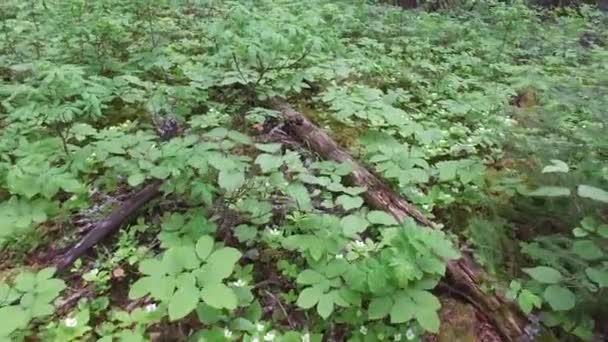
left=252, top=337, right=260, bottom=342
left=64, top=317, right=78, bottom=328
left=405, top=328, right=416, bottom=341
left=394, top=333, right=402, bottom=341
left=145, top=303, right=157, bottom=312
left=256, top=323, right=265, bottom=332
left=354, top=240, right=365, bottom=248
left=268, top=228, right=281, bottom=237
left=232, top=279, right=247, bottom=287
left=335, top=253, right=344, bottom=259
left=360, top=326, right=368, bottom=335
left=301, top=333, right=310, bottom=342
left=264, top=331, right=276, bottom=341
left=224, top=329, right=233, bottom=339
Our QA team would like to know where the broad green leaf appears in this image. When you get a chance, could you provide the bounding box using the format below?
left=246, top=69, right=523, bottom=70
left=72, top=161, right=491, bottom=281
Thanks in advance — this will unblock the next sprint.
left=35, top=268, right=56, bottom=282
left=390, top=294, right=415, bottom=323
left=527, top=186, right=570, bottom=197
left=367, top=210, right=398, bottom=226
left=517, top=290, right=542, bottom=314
left=409, top=290, right=441, bottom=310
left=368, top=296, right=392, bottom=320
left=168, top=284, right=199, bottom=321
left=296, top=270, right=324, bottom=285
left=14, top=272, right=35, bottom=292
left=571, top=240, right=603, bottom=260
left=317, top=293, right=335, bottom=319
left=0, top=305, right=28, bottom=336
left=542, top=160, right=569, bottom=173
left=296, top=286, right=323, bottom=309
left=255, top=143, right=282, bottom=153
left=578, top=185, right=608, bottom=203
left=336, top=195, right=363, bottom=211
left=287, top=183, right=312, bottom=210
left=255, top=154, right=283, bottom=173
left=543, top=285, right=576, bottom=311
left=127, top=173, right=145, bottom=186
left=415, top=308, right=440, bottom=333
left=340, top=214, right=369, bottom=237
left=585, top=267, right=608, bottom=288
left=218, top=170, right=245, bottom=192
left=234, top=224, right=258, bottom=243
left=200, top=247, right=242, bottom=284
left=129, top=277, right=153, bottom=299
left=200, top=283, right=237, bottom=310
left=195, top=236, right=214, bottom=261
left=522, top=266, right=563, bottom=284
left=139, top=258, right=165, bottom=276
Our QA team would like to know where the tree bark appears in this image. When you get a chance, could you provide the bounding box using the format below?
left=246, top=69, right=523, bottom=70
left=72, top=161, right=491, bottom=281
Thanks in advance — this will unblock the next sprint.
left=270, top=99, right=531, bottom=342
left=55, top=180, right=163, bottom=272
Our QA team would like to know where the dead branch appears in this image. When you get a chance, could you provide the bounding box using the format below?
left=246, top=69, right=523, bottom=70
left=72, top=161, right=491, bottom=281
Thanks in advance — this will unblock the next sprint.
left=270, top=99, right=530, bottom=342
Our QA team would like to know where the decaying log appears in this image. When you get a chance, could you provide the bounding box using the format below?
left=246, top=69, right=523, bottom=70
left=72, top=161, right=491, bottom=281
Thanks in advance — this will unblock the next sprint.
left=55, top=180, right=163, bottom=272
left=270, top=99, right=531, bottom=342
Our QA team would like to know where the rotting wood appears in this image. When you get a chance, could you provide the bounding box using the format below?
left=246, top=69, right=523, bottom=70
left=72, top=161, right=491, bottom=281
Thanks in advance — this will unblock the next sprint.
left=270, top=99, right=531, bottom=342
left=55, top=180, right=163, bottom=273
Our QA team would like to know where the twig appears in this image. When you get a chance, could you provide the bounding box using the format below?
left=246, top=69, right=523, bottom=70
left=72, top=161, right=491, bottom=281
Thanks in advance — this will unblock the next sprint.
left=263, top=289, right=296, bottom=328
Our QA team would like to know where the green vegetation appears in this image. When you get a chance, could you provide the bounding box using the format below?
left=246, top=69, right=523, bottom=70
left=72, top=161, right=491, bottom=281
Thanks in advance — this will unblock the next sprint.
left=1, top=0, right=607, bottom=341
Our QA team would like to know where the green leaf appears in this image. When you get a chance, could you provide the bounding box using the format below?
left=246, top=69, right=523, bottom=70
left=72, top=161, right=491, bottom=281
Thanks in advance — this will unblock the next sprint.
left=35, top=267, right=56, bottom=281
left=340, top=214, right=369, bottom=237
left=517, top=290, right=542, bottom=314
left=542, top=160, right=569, bottom=173
left=0, top=305, right=28, bottom=336
left=129, top=277, right=153, bottom=300
left=287, top=183, right=312, bottom=210
left=436, top=161, right=458, bottom=181
left=409, top=290, right=441, bottom=310
left=127, top=173, right=145, bottom=187
left=296, top=286, right=323, bottom=309
left=415, top=308, right=440, bottom=333
left=585, top=267, right=608, bottom=288
left=336, top=195, right=363, bottom=211
left=297, top=270, right=324, bottom=285
left=255, top=154, right=283, bottom=173
left=368, top=296, right=392, bottom=320
left=200, top=283, right=237, bottom=310
left=168, top=284, right=199, bottom=321
left=522, top=266, right=563, bottom=284
left=543, top=285, right=576, bottom=311
left=571, top=240, right=603, bottom=260
left=367, top=211, right=398, bottom=226
left=234, top=225, right=258, bottom=243
left=578, top=185, right=608, bottom=203
left=199, top=247, right=242, bottom=284
left=218, top=170, right=245, bottom=192
left=195, top=236, right=215, bottom=261
left=14, top=271, right=35, bottom=292
left=317, top=293, right=335, bottom=319
left=255, top=143, right=282, bottom=153
left=527, top=186, right=570, bottom=197
left=390, top=294, right=415, bottom=323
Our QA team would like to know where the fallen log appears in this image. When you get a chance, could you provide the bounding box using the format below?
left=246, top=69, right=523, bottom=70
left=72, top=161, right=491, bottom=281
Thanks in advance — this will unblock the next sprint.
left=270, top=99, right=531, bottom=342
left=55, top=180, right=163, bottom=272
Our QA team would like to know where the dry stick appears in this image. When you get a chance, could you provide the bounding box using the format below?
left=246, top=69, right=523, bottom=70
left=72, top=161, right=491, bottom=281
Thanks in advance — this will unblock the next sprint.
left=55, top=180, right=163, bottom=273
left=270, top=99, right=530, bottom=342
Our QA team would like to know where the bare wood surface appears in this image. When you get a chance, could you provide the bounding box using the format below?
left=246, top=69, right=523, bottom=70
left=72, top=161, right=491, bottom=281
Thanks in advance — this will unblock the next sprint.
left=271, top=99, right=530, bottom=342
left=55, top=180, right=163, bottom=272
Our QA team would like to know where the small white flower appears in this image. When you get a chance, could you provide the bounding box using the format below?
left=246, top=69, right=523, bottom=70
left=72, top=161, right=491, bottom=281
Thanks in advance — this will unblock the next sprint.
left=64, top=317, right=78, bottom=328
left=256, top=323, right=265, bottom=332
left=301, top=333, right=310, bottom=342
left=224, top=329, right=233, bottom=338
left=394, top=333, right=402, bottom=341
left=264, top=331, right=276, bottom=341
left=232, top=279, right=247, bottom=287
left=145, top=303, right=157, bottom=312
left=335, top=253, right=344, bottom=259
left=252, top=338, right=260, bottom=342
left=360, top=326, right=368, bottom=335
left=268, top=228, right=281, bottom=236
left=354, top=240, right=365, bottom=248
left=405, top=328, right=416, bottom=341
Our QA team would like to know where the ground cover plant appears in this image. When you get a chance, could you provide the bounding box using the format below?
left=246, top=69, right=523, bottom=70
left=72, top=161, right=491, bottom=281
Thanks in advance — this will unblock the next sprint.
left=1, top=0, right=607, bottom=341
